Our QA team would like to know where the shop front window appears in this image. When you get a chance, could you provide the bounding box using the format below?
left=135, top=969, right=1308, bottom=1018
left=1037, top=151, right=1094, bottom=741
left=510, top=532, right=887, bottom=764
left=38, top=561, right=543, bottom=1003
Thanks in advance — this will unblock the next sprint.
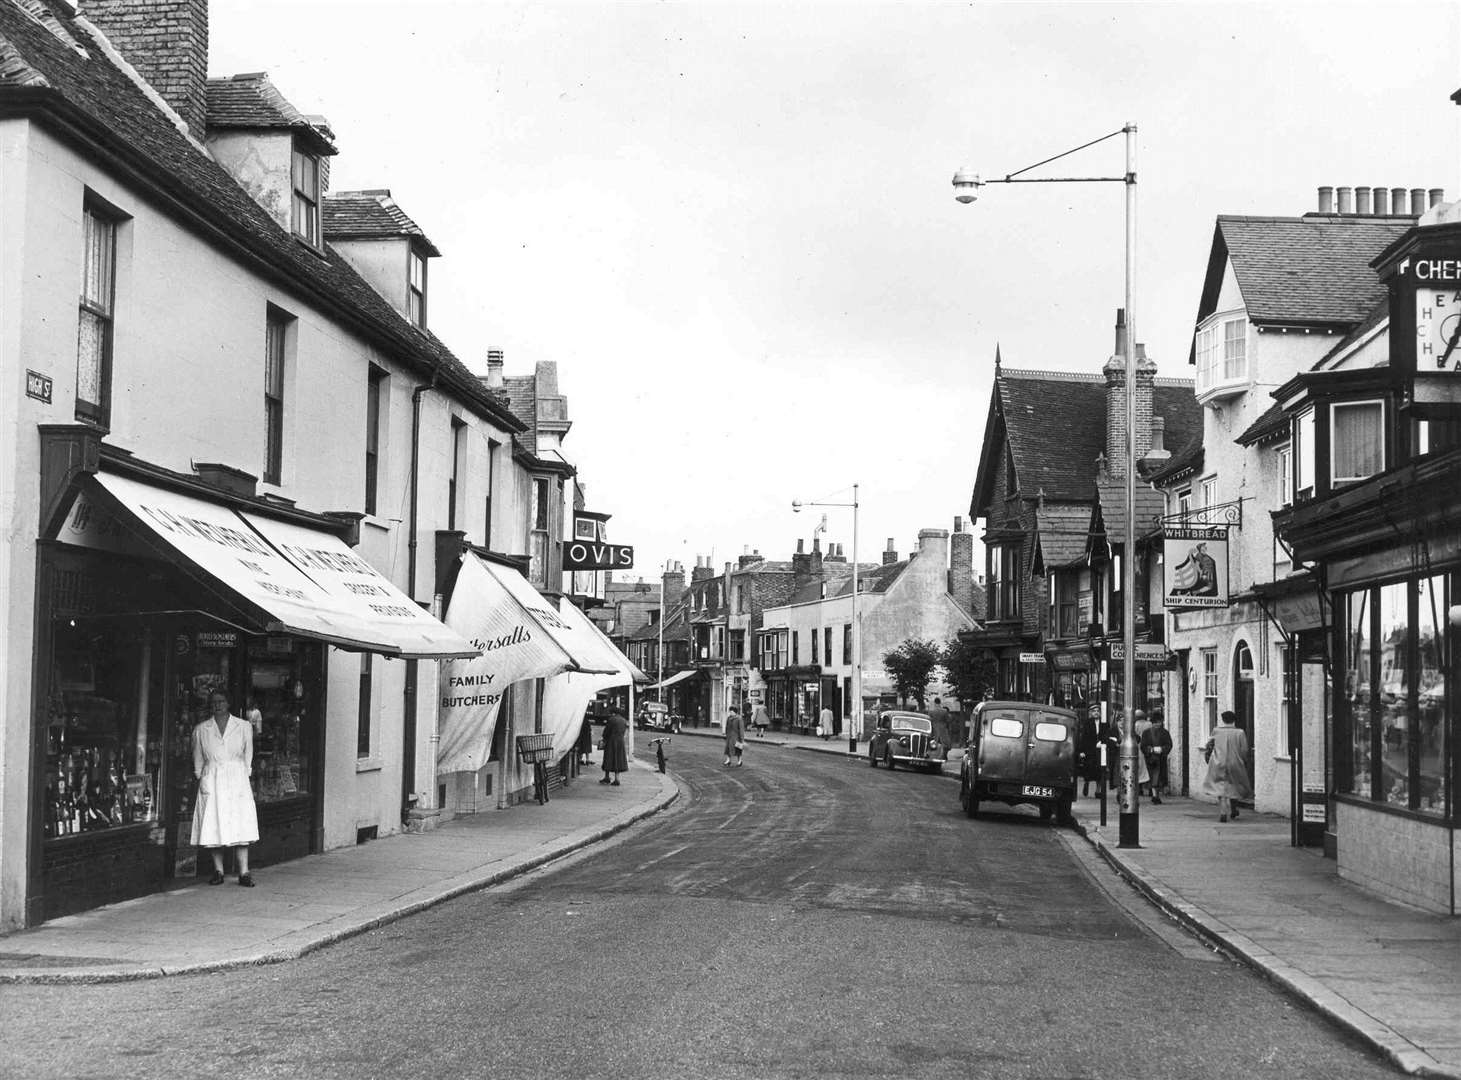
left=45, top=620, right=161, bottom=839
left=1343, top=589, right=1372, bottom=798
left=1416, top=576, right=1447, bottom=818
left=1377, top=582, right=1409, bottom=808
left=245, top=639, right=316, bottom=805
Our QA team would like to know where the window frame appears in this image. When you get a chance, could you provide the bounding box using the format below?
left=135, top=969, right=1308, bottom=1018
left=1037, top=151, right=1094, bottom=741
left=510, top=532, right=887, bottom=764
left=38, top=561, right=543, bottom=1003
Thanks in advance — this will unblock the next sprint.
left=365, top=366, right=386, bottom=515
left=76, top=201, right=119, bottom=427
left=1329, top=398, right=1386, bottom=487
left=291, top=142, right=321, bottom=247
left=357, top=652, right=374, bottom=758
left=407, top=247, right=427, bottom=327
left=1194, top=309, right=1248, bottom=398
left=529, top=476, right=552, bottom=587
left=448, top=415, right=466, bottom=531
left=1200, top=647, right=1219, bottom=734
left=263, top=307, right=291, bottom=485
left=483, top=439, right=498, bottom=547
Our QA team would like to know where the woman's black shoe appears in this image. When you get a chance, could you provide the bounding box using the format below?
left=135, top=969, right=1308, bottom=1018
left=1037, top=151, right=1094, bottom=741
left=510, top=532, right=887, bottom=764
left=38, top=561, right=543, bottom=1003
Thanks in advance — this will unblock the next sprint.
left=238, top=874, right=255, bottom=887
left=208, top=872, right=224, bottom=886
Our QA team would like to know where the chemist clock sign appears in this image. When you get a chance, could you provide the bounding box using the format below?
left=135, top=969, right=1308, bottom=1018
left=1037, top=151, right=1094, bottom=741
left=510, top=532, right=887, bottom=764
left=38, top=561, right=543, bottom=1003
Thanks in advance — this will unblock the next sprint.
left=1383, top=245, right=1461, bottom=376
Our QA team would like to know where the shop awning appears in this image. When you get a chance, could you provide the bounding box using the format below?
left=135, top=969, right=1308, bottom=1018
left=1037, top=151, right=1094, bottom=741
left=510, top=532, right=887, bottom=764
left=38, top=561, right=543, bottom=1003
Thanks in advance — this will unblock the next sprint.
left=540, top=597, right=642, bottom=758
left=436, top=553, right=620, bottom=773
left=88, top=473, right=476, bottom=658
left=644, top=669, right=696, bottom=691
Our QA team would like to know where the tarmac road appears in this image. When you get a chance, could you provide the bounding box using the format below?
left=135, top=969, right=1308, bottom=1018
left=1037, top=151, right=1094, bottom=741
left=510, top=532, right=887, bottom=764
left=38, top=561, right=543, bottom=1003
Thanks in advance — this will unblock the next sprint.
left=0, top=739, right=1404, bottom=1079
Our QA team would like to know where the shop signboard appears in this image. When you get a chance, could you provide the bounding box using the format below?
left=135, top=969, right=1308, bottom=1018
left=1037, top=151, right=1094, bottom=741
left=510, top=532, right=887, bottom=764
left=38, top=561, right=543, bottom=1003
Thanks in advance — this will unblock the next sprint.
left=562, top=541, right=634, bottom=572
left=1018, top=653, right=1044, bottom=663
left=1108, top=642, right=1171, bottom=664
left=1163, top=526, right=1229, bottom=610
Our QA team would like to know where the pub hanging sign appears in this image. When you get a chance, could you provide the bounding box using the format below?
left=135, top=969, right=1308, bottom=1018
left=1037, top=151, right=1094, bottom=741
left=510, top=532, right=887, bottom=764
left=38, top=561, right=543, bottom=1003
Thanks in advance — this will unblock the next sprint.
left=1162, top=527, right=1229, bottom=610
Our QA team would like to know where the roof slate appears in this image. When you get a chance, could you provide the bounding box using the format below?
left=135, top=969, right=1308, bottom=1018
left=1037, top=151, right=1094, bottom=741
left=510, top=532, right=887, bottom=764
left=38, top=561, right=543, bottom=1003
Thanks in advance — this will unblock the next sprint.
left=205, top=72, right=335, bottom=154
left=1236, top=402, right=1289, bottom=447
left=0, top=8, right=518, bottom=433
left=1096, top=474, right=1168, bottom=540
left=1034, top=504, right=1091, bottom=568
left=323, top=189, right=440, bottom=257
left=1217, top=215, right=1413, bottom=326
left=999, top=369, right=1202, bottom=503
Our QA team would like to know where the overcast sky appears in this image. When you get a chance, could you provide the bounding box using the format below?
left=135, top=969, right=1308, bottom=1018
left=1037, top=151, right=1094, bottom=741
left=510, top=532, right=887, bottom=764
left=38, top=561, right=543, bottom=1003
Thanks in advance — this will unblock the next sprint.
left=210, top=0, right=1460, bottom=583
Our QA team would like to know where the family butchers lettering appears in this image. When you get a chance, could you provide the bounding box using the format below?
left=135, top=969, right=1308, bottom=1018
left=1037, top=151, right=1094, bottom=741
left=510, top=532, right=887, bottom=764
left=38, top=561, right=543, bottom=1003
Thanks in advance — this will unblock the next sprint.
left=440, top=671, right=500, bottom=710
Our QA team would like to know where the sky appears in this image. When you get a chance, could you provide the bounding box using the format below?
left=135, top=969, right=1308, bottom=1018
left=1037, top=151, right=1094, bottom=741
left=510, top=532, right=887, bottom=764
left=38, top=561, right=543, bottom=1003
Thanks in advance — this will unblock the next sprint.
left=209, top=0, right=1461, bottom=584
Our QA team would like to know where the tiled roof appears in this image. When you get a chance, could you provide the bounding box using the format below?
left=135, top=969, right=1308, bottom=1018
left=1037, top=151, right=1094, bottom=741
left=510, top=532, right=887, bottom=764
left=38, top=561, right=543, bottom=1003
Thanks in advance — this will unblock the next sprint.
left=206, top=72, right=335, bottom=153
left=1147, top=441, right=1204, bottom=487
left=323, top=189, right=440, bottom=257
left=996, top=370, right=1202, bottom=504
left=1236, top=403, right=1289, bottom=447
left=1034, top=504, right=1090, bottom=568
left=0, top=8, right=520, bottom=434
left=1213, top=215, right=1413, bottom=327
left=1096, top=474, right=1167, bottom=540
left=500, top=375, right=536, bottom=454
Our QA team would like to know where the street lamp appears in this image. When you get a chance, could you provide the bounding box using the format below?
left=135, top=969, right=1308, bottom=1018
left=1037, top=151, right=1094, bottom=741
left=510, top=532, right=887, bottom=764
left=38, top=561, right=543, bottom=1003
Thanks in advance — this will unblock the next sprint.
left=792, top=486, right=861, bottom=754
left=953, top=124, right=1142, bottom=848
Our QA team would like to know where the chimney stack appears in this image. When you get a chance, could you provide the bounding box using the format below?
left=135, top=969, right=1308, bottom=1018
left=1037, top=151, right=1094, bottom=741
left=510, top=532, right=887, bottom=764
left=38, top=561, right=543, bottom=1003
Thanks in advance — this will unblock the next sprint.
left=883, top=538, right=898, bottom=566
left=661, top=562, right=685, bottom=604
left=949, top=525, right=975, bottom=615
left=85, top=1, right=210, bottom=137
left=485, top=348, right=505, bottom=389
left=691, top=556, right=713, bottom=582
left=792, top=536, right=824, bottom=581
left=1103, top=308, right=1158, bottom=477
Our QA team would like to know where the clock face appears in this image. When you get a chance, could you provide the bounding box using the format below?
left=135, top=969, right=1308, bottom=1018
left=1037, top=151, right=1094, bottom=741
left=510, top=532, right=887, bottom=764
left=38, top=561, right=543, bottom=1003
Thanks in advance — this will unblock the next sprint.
left=1416, top=287, right=1461, bottom=371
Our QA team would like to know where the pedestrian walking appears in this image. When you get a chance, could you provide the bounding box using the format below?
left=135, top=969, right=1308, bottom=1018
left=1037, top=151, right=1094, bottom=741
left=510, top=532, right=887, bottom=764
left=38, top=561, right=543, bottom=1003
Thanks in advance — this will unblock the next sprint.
left=927, top=697, right=952, bottom=752
left=818, top=703, right=834, bottom=741
left=1096, top=709, right=1121, bottom=788
left=1077, top=706, right=1102, bottom=797
left=575, top=706, right=596, bottom=766
left=599, top=707, right=629, bottom=786
left=724, top=704, right=746, bottom=766
left=192, top=690, right=259, bottom=887
left=750, top=701, right=771, bottom=738
left=1200, top=710, right=1253, bottom=821
left=1132, top=708, right=1152, bottom=793
left=1140, top=709, right=1173, bottom=803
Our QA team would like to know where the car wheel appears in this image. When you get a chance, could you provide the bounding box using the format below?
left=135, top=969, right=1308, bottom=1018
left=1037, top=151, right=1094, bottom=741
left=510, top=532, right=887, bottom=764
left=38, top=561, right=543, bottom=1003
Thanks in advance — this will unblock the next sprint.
left=965, top=783, right=980, bottom=819
left=884, top=749, right=896, bottom=770
left=1056, top=795, right=1074, bottom=825
left=1039, top=802, right=1054, bottom=822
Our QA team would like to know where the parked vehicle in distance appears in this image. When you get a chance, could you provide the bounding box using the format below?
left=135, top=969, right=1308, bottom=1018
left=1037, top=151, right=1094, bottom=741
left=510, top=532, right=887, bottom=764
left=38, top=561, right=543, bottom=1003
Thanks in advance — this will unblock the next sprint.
left=959, top=700, right=1077, bottom=823
left=868, top=710, right=945, bottom=772
left=636, top=701, right=678, bottom=732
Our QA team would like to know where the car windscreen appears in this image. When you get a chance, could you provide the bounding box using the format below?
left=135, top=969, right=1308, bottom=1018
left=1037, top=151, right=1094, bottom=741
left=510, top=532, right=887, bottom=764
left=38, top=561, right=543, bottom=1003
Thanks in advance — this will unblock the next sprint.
left=1033, top=721, right=1069, bottom=742
left=890, top=716, right=931, bottom=733
left=988, top=716, right=1024, bottom=739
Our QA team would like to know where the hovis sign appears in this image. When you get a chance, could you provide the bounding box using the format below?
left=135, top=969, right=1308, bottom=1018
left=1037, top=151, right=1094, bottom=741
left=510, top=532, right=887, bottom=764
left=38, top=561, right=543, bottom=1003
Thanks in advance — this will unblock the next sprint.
left=562, top=541, right=634, bottom=572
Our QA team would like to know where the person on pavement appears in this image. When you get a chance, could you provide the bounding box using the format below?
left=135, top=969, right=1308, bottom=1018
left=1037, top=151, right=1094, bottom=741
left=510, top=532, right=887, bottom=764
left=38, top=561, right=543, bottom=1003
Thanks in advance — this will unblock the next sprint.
left=1140, top=709, right=1173, bottom=803
left=724, top=704, right=746, bottom=766
left=818, top=703, right=834, bottom=741
left=750, top=701, right=771, bottom=738
left=1077, top=705, right=1102, bottom=797
left=599, top=707, right=629, bottom=786
left=926, top=697, right=951, bottom=751
left=575, top=706, right=596, bottom=766
left=1132, top=708, right=1152, bottom=794
left=193, top=690, right=259, bottom=887
left=1200, top=709, right=1253, bottom=822
left=1095, top=708, right=1121, bottom=790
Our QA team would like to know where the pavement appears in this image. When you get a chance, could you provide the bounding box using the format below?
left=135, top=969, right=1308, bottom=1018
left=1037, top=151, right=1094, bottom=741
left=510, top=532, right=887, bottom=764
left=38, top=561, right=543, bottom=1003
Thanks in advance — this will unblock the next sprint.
left=1, top=725, right=1457, bottom=1079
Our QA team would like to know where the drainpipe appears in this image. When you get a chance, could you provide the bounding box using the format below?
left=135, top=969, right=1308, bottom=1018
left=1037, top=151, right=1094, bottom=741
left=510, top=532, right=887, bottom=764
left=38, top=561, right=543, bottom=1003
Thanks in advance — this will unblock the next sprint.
left=403, top=373, right=437, bottom=821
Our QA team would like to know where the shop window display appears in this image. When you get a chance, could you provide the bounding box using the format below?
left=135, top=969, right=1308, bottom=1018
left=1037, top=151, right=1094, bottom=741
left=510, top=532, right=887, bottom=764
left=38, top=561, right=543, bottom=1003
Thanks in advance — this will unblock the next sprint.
left=246, top=639, right=314, bottom=804
left=1416, top=576, right=1447, bottom=817
left=1343, top=590, right=1372, bottom=798
left=1378, top=582, right=1409, bottom=808
left=45, top=620, right=161, bottom=838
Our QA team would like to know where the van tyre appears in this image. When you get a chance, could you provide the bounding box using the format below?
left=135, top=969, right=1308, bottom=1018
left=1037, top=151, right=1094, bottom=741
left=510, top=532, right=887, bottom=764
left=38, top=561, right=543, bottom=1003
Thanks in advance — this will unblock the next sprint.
left=964, top=782, right=980, bottom=819
left=1056, top=795, right=1074, bottom=825
left=1039, top=802, right=1054, bottom=822
left=884, top=749, right=896, bottom=770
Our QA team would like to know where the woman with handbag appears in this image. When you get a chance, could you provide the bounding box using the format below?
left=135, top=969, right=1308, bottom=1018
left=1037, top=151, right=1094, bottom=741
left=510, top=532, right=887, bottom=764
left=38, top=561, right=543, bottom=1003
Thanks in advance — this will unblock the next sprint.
left=723, top=703, right=746, bottom=767
left=599, top=707, right=629, bottom=786
left=1200, top=710, right=1253, bottom=822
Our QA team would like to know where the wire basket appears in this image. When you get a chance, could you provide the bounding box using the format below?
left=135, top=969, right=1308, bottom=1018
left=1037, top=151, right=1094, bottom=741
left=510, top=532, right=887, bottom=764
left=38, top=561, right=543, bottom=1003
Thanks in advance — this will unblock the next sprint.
left=515, top=733, right=555, bottom=763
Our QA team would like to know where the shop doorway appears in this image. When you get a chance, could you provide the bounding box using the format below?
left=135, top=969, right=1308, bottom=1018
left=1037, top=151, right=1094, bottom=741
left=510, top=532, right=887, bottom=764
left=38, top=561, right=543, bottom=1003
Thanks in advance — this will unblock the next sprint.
left=1233, top=641, right=1256, bottom=791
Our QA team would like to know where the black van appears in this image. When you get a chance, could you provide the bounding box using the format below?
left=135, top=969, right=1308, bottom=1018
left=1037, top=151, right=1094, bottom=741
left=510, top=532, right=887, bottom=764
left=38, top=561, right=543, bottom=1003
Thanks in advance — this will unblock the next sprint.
left=959, top=700, right=1077, bottom=823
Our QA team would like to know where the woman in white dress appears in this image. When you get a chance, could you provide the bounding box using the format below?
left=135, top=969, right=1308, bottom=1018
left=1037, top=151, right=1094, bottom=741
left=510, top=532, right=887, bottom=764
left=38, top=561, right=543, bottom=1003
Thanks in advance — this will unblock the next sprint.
left=193, top=690, right=260, bottom=886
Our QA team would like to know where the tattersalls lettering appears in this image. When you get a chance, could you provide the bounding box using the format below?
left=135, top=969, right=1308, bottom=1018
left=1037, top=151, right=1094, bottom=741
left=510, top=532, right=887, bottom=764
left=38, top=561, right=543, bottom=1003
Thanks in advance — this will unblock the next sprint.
left=472, top=625, right=532, bottom=652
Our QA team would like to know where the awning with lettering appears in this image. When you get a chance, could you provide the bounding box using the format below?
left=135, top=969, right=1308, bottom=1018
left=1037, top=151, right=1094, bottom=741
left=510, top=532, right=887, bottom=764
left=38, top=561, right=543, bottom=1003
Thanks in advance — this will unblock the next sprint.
left=436, top=553, right=619, bottom=774
left=540, top=598, right=641, bottom=758
left=87, top=472, right=476, bottom=658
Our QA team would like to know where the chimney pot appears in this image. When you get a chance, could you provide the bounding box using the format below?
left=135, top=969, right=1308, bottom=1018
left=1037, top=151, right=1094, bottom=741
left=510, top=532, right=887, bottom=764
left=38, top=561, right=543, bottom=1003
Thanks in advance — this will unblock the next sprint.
left=1430, top=188, right=1446, bottom=208
left=1412, top=189, right=1427, bottom=215
left=1113, top=308, right=1128, bottom=356
left=1373, top=187, right=1390, bottom=215
left=1355, top=186, right=1372, bottom=215
left=797, top=539, right=805, bottom=554
left=954, top=515, right=963, bottom=532
left=1317, top=186, right=1334, bottom=213
left=1337, top=186, right=1353, bottom=214
left=1392, top=188, right=1409, bottom=215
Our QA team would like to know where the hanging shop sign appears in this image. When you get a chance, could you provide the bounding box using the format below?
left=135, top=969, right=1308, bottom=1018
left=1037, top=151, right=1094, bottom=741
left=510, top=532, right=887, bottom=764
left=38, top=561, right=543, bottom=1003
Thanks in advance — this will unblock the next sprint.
left=562, top=541, right=634, bottom=572
left=1018, top=653, right=1044, bottom=663
left=1163, top=526, right=1229, bottom=610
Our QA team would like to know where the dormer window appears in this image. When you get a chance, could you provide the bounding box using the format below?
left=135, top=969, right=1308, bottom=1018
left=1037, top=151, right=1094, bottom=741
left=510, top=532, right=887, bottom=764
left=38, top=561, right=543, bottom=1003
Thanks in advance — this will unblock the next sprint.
left=408, top=248, right=426, bottom=327
left=291, top=143, right=321, bottom=246
left=1195, top=310, right=1248, bottom=401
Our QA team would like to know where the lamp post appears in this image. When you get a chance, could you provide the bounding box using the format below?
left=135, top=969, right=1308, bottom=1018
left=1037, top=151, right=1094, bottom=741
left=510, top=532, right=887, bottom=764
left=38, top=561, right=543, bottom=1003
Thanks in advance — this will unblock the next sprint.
left=953, top=124, right=1141, bottom=848
left=792, top=485, right=861, bottom=754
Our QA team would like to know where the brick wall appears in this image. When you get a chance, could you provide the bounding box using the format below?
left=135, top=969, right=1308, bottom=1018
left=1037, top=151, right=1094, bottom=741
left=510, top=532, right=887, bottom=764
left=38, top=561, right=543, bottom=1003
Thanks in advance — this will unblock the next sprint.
left=1336, top=801, right=1458, bottom=915
left=85, top=0, right=209, bottom=137
left=1104, top=348, right=1158, bottom=476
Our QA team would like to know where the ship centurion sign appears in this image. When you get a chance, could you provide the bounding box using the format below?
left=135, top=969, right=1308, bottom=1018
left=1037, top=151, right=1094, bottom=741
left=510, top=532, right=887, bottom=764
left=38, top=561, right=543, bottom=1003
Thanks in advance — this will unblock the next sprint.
left=1163, top=526, right=1229, bottom=610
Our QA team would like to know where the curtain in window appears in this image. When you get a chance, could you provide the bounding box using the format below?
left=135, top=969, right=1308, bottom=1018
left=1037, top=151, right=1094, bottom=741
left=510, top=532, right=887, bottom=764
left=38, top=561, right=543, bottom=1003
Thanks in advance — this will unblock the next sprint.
left=1332, top=403, right=1382, bottom=481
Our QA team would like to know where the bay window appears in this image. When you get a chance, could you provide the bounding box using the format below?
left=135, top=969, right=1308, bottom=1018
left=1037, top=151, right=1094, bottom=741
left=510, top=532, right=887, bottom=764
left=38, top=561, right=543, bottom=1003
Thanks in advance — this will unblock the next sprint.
left=1195, top=311, right=1248, bottom=399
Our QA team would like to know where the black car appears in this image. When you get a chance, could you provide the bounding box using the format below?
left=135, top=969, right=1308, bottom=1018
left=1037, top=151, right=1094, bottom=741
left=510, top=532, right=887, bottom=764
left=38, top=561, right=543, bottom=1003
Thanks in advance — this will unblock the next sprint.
left=868, top=710, right=945, bottom=772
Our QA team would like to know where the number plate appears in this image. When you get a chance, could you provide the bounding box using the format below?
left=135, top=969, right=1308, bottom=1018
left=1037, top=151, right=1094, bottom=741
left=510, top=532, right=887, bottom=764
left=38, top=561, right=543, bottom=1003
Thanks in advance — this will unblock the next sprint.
left=1021, top=785, right=1055, bottom=798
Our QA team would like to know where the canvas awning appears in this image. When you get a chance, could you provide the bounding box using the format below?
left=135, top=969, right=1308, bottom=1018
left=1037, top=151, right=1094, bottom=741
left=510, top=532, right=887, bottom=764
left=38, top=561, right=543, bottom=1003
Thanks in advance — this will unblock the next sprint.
left=436, top=553, right=619, bottom=773
left=644, top=669, right=696, bottom=691
left=540, top=597, right=642, bottom=758
left=84, top=472, right=476, bottom=658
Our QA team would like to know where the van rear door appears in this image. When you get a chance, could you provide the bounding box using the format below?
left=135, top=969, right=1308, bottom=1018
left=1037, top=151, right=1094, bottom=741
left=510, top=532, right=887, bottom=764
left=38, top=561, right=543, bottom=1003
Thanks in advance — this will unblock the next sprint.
left=1024, top=712, right=1075, bottom=790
